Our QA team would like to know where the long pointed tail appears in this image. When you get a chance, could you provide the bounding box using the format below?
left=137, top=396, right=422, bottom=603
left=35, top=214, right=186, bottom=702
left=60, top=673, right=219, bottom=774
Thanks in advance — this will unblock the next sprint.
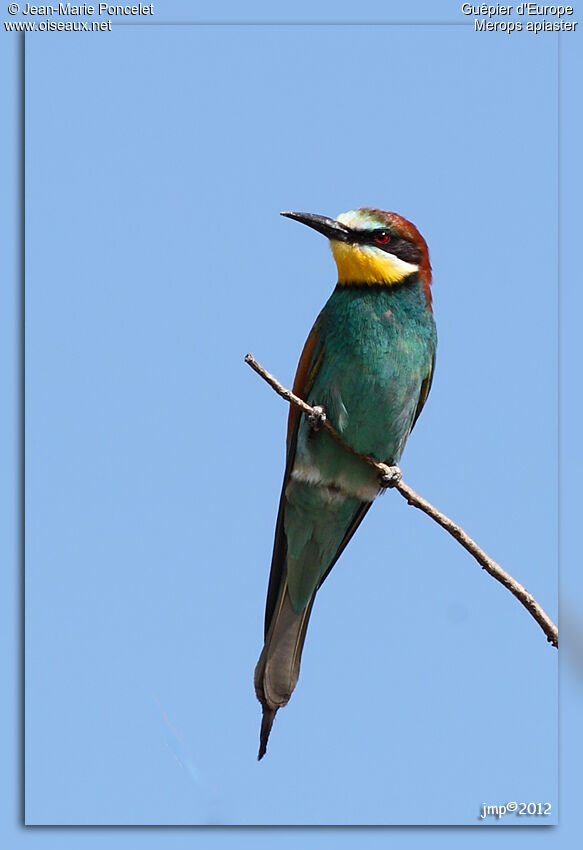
left=254, top=585, right=315, bottom=759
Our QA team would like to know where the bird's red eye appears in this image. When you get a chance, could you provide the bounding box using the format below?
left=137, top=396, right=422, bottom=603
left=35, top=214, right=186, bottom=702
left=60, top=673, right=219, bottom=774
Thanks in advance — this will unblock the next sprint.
left=375, top=232, right=390, bottom=245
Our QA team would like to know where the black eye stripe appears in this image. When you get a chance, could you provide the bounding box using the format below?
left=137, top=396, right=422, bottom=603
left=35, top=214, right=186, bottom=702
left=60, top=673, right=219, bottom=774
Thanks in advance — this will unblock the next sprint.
left=351, top=229, right=422, bottom=264
left=383, top=238, right=422, bottom=264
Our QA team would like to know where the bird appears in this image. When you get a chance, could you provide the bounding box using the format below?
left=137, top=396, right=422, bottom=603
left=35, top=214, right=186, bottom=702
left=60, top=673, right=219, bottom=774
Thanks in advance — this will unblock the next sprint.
left=254, top=207, right=437, bottom=759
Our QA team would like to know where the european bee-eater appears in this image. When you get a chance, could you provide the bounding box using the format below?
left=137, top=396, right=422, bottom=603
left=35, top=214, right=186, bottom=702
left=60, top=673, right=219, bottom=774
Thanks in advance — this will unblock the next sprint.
left=254, top=208, right=437, bottom=759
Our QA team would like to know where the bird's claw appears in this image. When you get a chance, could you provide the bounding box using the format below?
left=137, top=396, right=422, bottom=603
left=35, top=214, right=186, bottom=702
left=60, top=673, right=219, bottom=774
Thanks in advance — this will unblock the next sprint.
left=378, top=465, right=402, bottom=488
left=308, top=405, right=327, bottom=430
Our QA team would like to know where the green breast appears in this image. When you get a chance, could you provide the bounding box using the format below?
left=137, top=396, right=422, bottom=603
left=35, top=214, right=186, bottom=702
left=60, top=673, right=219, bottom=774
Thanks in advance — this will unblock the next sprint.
left=293, top=278, right=436, bottom=497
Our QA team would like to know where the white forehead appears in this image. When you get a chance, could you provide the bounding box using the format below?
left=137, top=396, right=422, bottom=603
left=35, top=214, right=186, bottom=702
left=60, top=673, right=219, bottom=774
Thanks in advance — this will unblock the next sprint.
left=336, top=209, right=384, bottom=231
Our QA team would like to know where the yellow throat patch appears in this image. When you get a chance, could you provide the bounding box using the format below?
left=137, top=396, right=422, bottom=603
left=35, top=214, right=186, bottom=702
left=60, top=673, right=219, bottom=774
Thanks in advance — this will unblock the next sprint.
left=330, top=241, right=419, bottom=286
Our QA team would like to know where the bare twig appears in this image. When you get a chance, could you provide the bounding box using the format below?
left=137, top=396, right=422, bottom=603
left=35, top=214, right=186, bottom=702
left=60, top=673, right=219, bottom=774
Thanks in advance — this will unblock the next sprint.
left=245, top=352, right=558, bottom=649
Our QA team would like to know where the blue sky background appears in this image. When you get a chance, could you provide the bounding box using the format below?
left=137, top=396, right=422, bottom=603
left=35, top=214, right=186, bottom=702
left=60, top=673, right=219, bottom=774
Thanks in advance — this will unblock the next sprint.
left=2, top=0, right=582, bottom=844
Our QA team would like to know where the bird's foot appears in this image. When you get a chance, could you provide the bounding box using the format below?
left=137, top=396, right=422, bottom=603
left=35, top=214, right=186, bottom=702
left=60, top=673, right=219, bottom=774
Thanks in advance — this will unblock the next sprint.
left=378, top=465, right=402, bottom=488
left=307, top=405, right=327, bottom=431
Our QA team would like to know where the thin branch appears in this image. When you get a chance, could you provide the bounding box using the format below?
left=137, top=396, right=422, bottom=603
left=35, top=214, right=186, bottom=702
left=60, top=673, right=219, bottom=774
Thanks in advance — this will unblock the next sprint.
left=245, top=352, right=558, bottom=649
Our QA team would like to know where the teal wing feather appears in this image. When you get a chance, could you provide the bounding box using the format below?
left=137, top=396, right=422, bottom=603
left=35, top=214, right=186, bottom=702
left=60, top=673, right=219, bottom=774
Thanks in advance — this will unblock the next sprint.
left=255, top=318, right=330, bottom=758
left=411, top=352, right=435, bottom=431
left=313, top=500, right=373, bottom=593
left=263, top=317, right=325, bottom=636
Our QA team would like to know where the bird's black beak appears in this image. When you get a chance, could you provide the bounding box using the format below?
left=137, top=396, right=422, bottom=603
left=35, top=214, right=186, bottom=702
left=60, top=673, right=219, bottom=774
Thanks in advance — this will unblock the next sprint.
left=281, top=211, right=351, bottom=242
